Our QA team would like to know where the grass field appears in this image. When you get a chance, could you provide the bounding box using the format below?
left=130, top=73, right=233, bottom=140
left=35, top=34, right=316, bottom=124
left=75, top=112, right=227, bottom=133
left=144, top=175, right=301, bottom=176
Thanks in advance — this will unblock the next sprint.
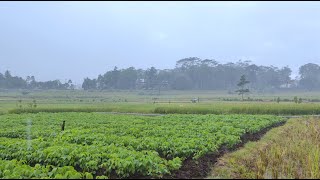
left=6, top=102, right=320, bottom=116
left=2, top=89, right=320, bottom=115
left=209, top=117, right=320, bottom=179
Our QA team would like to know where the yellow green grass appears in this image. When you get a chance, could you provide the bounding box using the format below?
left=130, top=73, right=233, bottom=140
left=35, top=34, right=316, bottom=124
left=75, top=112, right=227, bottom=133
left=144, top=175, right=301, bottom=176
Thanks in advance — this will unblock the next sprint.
left=3, top=90, right=320, bottom=115
left=6, top=102, right=320, bottom=116
left=209, top=117, right=320, bottom=179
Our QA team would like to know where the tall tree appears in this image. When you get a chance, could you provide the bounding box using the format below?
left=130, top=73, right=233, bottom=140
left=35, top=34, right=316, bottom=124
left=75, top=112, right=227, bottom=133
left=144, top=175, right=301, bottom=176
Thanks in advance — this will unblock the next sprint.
left=299, top=63, right=320, bottom=90
left=236, top=75, right=250, bottom=100
left=145, top=67, right=157, bottom=89
left=82, top=78, right=97, bottom=90
left=117, top=67, right=138, bottom=89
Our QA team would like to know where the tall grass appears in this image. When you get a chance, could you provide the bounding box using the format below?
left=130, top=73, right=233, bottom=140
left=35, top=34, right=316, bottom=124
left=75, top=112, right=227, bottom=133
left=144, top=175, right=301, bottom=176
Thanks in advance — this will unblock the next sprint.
left=7, top=103, right=320, bottom=115
left=209, top=117, right=320, bottom=179
left=154, top=103, right=320, bottom=115
left=3, top=89, right=320, bottom=115
left=8, top=105, right=155, bottom=114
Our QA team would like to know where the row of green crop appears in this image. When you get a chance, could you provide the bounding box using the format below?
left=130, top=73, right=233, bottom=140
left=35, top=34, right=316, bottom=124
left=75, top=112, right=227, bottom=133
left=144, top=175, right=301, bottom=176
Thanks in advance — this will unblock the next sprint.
left=0, top=158, right=100, bottom=179
left=0, top=113, right=285, bottom=178
left=0, top=137, right=181, bottom=178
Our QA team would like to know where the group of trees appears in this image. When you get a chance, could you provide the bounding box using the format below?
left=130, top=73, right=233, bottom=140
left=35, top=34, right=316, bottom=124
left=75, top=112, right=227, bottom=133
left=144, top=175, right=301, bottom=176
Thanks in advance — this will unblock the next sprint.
left=2, top=57, right=320, bottom=92
left=299, top=63, right=320, bottom=90
left=82, top=57, right=300, bottom=91
left=0, top=70, right=74, bottom=90
left=82, top=66, right=162, bottom=90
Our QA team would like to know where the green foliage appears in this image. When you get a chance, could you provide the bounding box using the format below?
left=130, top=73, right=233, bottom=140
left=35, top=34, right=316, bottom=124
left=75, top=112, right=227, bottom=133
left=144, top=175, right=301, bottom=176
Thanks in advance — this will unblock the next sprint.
left=154, top=103, right=320, bottom=115
left=8, top=101, right=320, bottom=116
left=0, top=159, right=86, bottom=179
left=21, top=91, right=30, bottom=95
left=0, top=113, right=284, bottom=178
left=3, top=89, right=320, bottom=116
left=1, top=61, right=320, bottom=91
left=237, top=75, right=250, bottom=87
left=236, top=75, right=250, bottom=100
left=96, top=175, right=108, bottom=179
left=32, top=99, right=37, bottom=108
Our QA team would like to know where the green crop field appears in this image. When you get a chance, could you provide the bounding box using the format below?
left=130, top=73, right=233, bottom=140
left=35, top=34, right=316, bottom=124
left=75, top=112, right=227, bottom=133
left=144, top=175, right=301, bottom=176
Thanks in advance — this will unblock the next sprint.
left=0, top=112, right=284, bottom=179
left=1, top=89, right=320, bottom=179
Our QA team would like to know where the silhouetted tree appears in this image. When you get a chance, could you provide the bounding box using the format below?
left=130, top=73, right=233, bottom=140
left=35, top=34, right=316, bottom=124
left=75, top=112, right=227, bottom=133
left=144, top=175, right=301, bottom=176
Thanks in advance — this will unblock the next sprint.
left=236, top=75, right=250, bottom=100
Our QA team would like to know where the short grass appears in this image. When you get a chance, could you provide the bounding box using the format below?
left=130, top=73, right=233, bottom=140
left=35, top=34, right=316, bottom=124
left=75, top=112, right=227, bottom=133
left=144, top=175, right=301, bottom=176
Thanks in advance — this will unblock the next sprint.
left=209, top=117, right=320, bottom=179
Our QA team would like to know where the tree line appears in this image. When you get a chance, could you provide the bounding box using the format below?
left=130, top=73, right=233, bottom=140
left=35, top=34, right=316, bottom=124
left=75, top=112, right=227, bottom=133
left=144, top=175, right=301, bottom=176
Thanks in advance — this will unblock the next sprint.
left=1, top=57, right=320, bottom=91
left=82, top=57, right=320, bottom=92
left=0, top=70, right=74, bottom=90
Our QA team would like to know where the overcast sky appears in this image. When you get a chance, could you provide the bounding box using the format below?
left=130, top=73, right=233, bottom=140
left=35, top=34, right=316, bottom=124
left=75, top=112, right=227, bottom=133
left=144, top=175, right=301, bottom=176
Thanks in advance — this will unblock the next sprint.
left=1, top=1, right=320, bottom=84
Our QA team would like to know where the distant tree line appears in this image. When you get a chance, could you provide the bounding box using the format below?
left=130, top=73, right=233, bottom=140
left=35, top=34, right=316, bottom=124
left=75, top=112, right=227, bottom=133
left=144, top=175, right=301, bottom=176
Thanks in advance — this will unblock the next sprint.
left=2, top=57, right=320, bottom=91
left=0, top=70, right=74, bottom=90
left=82, top=58, right=320, bottom=92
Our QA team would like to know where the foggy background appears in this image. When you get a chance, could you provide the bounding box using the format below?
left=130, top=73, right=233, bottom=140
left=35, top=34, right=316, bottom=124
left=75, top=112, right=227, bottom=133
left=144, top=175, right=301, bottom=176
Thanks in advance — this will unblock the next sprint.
left=1, top=1, right=320, bottom=85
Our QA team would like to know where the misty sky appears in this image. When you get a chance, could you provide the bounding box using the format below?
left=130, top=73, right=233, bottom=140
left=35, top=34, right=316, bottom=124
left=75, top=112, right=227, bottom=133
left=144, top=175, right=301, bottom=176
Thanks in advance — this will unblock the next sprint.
left=1, top=1, right=320, bottom=84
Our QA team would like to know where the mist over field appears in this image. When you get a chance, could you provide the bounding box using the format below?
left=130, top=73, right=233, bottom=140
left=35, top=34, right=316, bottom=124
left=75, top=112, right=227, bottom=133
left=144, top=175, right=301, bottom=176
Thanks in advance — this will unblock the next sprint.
left=0, top=1, right=320, bottom=86
left=2, top=2, right=320, bottom=179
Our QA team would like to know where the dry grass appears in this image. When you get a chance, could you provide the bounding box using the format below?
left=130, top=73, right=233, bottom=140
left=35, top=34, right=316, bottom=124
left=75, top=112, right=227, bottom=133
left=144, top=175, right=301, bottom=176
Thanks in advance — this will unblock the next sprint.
left=209, top=117, right=320, bottom=179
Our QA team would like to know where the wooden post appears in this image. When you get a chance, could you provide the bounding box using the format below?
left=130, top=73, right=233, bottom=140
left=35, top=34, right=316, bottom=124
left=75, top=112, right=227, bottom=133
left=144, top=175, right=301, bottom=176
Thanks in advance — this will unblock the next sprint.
left=61, top=120, right=65, bottom=131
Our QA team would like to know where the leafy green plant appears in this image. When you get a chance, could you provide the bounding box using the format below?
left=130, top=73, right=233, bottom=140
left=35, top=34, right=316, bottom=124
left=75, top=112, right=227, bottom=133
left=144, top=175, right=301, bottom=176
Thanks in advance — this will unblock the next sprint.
left=0, top=113, right=285, bottom=178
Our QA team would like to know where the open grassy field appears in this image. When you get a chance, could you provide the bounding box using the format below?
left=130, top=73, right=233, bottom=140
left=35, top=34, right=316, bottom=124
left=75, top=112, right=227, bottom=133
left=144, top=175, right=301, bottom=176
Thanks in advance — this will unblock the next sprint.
left=6, top=102, right=320, bottom=116
left=209, top=117, right=320, bottom=179
left=2, top=89, right=320, bottom=115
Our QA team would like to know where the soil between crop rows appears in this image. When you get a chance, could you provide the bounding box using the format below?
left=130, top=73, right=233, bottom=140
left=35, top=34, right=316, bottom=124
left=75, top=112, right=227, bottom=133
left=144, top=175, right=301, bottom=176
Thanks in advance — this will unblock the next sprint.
left=72, top=120, right=287, bottom=179
left=163, top=120, right=287, bottom=179
left=124, top=120, right=287, bottom=179
left=22, top=119, right=288, bottom=179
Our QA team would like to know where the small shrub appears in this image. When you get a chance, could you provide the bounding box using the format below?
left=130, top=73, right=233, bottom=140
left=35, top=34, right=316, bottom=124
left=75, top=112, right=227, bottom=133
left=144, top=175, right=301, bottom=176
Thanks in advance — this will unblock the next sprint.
left=21, top=91, right=30, bottom=95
